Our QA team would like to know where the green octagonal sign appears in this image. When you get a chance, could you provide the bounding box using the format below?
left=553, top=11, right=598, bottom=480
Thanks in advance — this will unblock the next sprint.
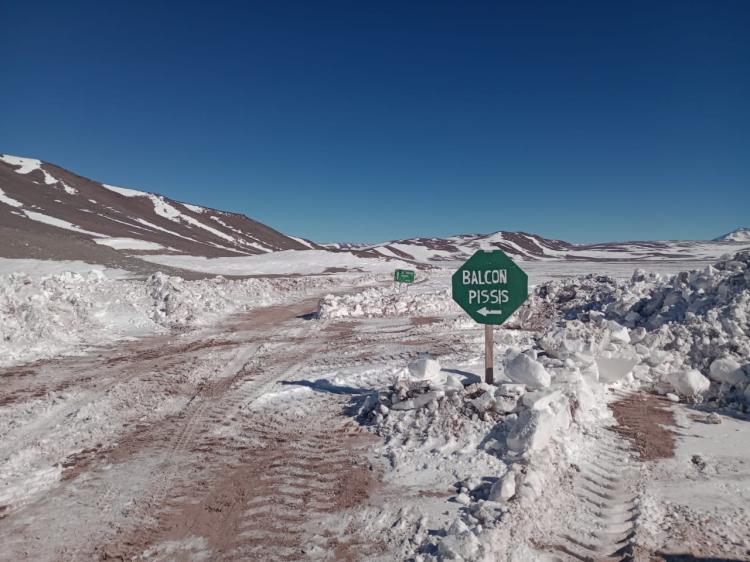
left=452, top=250, right=529, bottom=325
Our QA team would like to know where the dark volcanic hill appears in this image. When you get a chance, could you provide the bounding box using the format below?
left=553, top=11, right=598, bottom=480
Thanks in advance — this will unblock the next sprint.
left=0, top=155, right=318, bottom=271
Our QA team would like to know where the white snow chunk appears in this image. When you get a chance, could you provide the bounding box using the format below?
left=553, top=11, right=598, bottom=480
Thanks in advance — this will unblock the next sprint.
left=506, top=408, right=556, bottom=453
left=469, top=391, right=496, bottom=412
left=521, top=389, right=563, bottom=411
left=667, top=369, right=711, bottom=397
left=505, top=353, right=551, bottom=389
left=496, top=383, right=526, bottom=397
left=407, top=357, right=443, bottom=385
left=437, top=525, right=480, bottom=560
left=488, top=471, right=516, bottom=502
left=595, top=354, right=638, bottom=383
left=708, top=357, right=748, bottom=387
left=61, top=182, right=77, bottom=195
left=390, top=390, right=443, bottom=411
left=606, top=321, right=631, bottom=344
left=445, top=375, right=465, bottom=394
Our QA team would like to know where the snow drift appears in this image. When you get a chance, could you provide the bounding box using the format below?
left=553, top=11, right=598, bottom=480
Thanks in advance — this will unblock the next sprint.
left=0, top=270, right=345, bottom=367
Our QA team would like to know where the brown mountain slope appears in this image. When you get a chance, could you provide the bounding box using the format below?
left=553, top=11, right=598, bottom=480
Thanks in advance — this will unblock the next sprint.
left=0, top=155, right=317, bottom=267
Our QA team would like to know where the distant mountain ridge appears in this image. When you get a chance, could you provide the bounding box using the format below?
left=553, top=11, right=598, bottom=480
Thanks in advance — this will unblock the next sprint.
left=340, top=230, right=750, bottom=265
left=0, top=154, right=319, bottom=271
left=2, top=153, right=748, bottom=274
left=714, top=228, right=750, bottom=242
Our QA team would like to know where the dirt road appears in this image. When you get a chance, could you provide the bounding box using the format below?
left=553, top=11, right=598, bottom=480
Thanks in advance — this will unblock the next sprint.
left=0, top=297, right=447, bottom=561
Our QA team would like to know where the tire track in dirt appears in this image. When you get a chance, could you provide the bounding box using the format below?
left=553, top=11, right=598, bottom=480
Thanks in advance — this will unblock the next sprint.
left=0, top=300, right=319, bottom=561
left=2, top=296, right=465, bottom=561
left=544, top=388, right=682, bottom=562
left=93, top=308, right=388, bottom=560
left=553, top=436, right=639, bottom=561
left=99, top=409, right=381, bottom=561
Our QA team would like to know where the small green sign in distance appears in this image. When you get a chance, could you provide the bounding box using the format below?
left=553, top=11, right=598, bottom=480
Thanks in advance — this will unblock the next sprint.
left=451, top=250, right=528, bottom=325
left=394, top=269, right=416, bottom=283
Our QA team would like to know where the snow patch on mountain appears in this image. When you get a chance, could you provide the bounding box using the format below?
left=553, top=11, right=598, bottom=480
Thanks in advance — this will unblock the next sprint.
left=715, top=227, right=750, bottom=242
left=94, top=238, right=168, bottom=251
left=61, top=182, right=77, bottom=195
left=1, top=154, right=66, bottom=186
left=22, top=211, right=107, bottom=237
left=183, top=203, right=206, bottom=213
left=0, top=188, right=24, bottom=208
left=101, top=183, right=148, bottom=198
left=1, top=155, right=43, bottom=174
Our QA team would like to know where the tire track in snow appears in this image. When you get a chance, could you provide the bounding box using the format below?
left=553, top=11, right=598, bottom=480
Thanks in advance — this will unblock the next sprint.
left=95, top=305, right=385, bottom=560
left=547, top=393, right=641, bottom=562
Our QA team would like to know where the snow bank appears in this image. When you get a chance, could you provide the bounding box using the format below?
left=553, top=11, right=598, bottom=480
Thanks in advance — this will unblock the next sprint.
left=317, top=286, right=460, bottom=319
left=0, top=258, right=131, bottom=279
left=515, top=251, right=750, bottom=406
left=0, top=270, right=345, bottom=367
left=349, top=251, right=750, bottom=559
left=358, top=344, right=606, bottom=559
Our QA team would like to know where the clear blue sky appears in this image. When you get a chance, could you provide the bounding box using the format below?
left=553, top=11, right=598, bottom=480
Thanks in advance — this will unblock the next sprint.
left=3, top=0, right=748, bottom=243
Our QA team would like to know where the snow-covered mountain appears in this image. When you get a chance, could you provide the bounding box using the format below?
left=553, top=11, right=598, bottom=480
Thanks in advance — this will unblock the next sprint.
left=347, top=230, right=750, bottom=265
left=714, top=228, right=750, bottom=243
left=2, top=153, right=748, bottom=275
left=0, top=155, right=319, bottom=270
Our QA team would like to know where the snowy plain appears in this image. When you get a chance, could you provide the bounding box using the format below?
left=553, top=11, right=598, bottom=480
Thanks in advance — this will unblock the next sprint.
left=1, top=250, right=749, bottom=561
left=138, top=249, right=415, bottom=275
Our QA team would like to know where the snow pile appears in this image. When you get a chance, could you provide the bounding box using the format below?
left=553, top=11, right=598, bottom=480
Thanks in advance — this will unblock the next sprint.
left=317, top=286, right=460, bottom=319
left=359, top=350, right=608, bottom=560
left=510, top=270, right=660, bottom=331
left=569, top=251, right=750, bottom=403
left=514, top=252, right=750, bottom=406
left=349, top=252, right=750, bottom=559
left=0, top=270, right=344, bottom=367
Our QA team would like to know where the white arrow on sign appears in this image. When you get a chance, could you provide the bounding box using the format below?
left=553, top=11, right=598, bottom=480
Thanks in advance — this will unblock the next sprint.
left=477, top=307, right=503, bottom=317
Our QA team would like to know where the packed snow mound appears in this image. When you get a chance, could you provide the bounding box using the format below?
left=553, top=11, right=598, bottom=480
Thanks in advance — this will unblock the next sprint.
left=714, top=228, right=750, bottom=242
left=511, top=270, right=660, bottom=331
left=0, top=270, right=345, bottom=367
left=346, top=252, right=750, bottom=560
left=360, top=350, right=604, bottom=559
left=521, top=251, right=750, bottom=404
left=622, top=251, right=750, bottom=373
left=316, top=286, right=461, bottom=319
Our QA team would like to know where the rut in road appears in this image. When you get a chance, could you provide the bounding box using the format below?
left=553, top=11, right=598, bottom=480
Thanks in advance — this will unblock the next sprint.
left=99, top=406, right=382, bottom=561
left=94, top=314, right=400, bottom=561
left=0, top=296, right=473, bottom=561
left=545, top=393, right=642, bottom=562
